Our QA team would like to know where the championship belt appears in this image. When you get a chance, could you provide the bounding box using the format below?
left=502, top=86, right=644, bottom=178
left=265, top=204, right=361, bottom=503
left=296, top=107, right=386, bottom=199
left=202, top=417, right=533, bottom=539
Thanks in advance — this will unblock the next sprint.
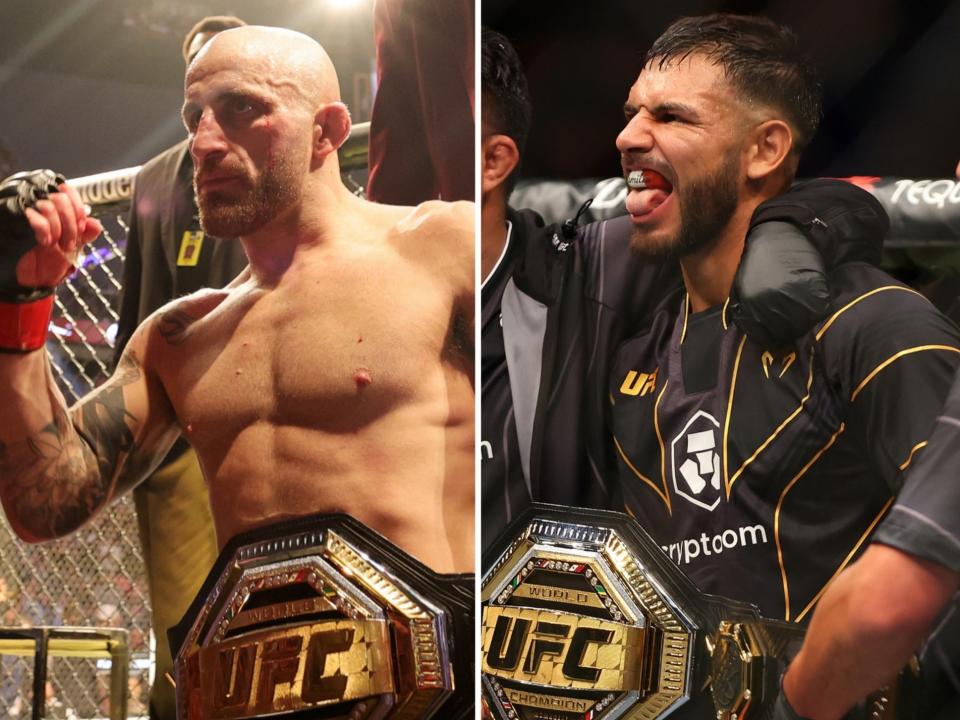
left=481, top=505, right=809, bottom=720
left=170, top=513, right=473, bottom=719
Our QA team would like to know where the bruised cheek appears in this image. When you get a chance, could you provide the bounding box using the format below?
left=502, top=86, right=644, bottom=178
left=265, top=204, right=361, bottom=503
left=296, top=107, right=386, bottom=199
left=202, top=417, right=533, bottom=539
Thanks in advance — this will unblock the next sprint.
left=244, top=121, right=286, bottom=179
left=260, top=118, right=277, bottom=170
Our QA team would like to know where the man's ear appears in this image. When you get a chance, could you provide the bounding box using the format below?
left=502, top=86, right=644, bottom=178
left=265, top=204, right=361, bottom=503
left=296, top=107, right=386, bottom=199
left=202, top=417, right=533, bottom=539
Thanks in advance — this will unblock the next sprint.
left=482, top=134, right=520, bottom=195
left=745, top=119, right=794, bottom=181
left=313, top=102, right=352, bottom=160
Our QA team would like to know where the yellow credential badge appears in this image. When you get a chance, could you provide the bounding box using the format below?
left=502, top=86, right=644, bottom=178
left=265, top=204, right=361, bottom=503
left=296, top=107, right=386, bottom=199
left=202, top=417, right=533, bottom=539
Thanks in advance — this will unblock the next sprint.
left=177, top=230, right=204, bottom=267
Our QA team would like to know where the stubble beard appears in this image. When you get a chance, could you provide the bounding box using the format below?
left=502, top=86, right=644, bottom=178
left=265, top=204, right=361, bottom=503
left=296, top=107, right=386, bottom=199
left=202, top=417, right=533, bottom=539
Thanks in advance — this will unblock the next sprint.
left=196, top=155, right=304, bottom=239
left=630, top=150, right=741, bottom=263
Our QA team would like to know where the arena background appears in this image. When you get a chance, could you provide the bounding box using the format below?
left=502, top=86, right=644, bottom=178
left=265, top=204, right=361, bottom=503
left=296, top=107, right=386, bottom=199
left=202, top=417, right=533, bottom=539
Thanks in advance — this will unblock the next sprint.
left=0, top=0, right=377, bottom=177
left=488, top=0, right=960, bottom=328
left=483, top=0, right=960, bottom=180
left=0, top=2, right=377, bottom=717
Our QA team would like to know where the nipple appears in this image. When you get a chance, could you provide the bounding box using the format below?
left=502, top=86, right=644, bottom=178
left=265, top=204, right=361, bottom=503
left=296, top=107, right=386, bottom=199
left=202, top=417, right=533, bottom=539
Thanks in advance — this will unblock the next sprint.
left=354, top=367, right=372, bottom=389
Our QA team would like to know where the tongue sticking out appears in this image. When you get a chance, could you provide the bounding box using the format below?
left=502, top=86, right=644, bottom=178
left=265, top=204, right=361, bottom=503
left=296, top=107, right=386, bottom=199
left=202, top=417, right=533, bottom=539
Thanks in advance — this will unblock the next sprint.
left=625, top=169, right=673, bottom=218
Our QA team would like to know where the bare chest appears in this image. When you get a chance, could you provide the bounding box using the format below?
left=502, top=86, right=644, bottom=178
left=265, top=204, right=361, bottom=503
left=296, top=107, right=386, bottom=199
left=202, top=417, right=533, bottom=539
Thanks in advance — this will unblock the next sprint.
left=159, top=253, right=455, bottom=435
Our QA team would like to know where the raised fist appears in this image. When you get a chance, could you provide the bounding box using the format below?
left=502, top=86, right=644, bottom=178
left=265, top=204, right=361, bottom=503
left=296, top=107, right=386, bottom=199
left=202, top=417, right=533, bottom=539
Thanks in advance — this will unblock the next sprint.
left=0, top=169, right=104, bottom=293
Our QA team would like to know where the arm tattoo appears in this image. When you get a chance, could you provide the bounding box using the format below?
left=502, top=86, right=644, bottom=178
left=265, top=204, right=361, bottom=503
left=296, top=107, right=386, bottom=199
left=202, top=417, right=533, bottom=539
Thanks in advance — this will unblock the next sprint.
left=0, top=354, right=151, bottom=539
left=158, top=307, right=198, bottom=346
left=74, top=354, right=139, bottom=484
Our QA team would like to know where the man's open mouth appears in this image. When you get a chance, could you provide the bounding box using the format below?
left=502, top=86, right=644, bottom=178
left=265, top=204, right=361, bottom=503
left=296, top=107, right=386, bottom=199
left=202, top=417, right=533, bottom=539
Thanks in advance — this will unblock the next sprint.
left=625, top=169, right=673, bottom=218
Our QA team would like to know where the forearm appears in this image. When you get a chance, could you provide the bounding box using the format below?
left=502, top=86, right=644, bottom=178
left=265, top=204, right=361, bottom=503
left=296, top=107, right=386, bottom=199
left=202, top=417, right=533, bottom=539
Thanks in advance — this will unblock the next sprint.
left=784, top=586, right=916, bottom=719
left=0, top=172, right=153, bottom=540
left=0, top=351, right=110, bottom=541
left=784, top=544, right=958, bottom=719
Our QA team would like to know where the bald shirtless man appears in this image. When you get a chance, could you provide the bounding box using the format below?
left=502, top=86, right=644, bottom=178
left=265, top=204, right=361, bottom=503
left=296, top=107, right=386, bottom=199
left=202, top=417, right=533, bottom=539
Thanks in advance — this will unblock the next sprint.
left=0, top=27, right=474, bottom=572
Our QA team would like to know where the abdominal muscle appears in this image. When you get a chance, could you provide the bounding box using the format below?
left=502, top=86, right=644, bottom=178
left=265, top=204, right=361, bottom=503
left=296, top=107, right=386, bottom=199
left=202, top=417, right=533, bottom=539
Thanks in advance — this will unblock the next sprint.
left=198, top=400, right=473, bottom=574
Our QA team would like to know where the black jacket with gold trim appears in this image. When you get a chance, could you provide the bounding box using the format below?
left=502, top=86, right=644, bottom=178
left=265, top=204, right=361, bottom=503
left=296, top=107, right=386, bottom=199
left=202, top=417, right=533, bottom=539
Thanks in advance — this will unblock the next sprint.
left=498, top=180, right=891, bottom=538
left=609, top=263, right=960, bottom=620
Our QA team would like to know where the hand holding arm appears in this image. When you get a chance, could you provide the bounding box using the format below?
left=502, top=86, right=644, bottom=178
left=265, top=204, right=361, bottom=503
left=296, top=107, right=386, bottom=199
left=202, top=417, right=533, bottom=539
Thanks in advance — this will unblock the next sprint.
left=780, top=544, right=959, bottom=720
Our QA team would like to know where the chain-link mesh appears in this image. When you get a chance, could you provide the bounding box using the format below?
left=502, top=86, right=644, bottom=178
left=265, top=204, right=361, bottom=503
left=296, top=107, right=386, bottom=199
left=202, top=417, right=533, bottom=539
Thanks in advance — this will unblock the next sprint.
left=0, top=189, right=150, bottom=718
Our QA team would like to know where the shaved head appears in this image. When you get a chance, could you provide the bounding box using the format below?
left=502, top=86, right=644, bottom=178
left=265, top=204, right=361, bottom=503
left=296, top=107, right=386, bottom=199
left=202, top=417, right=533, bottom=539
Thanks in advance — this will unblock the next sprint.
left=183, top=25, right=349, bottom=238
left=188, top=26, right=342, bottom=110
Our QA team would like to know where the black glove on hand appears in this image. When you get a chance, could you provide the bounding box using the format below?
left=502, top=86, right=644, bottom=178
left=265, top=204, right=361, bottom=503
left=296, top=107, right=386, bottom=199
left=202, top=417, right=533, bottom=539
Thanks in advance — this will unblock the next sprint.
left=730, top=220, right=829, bottom=350
left=0, top=169, right=67, bottom=297
left=731, top=179, right=890, bottom=349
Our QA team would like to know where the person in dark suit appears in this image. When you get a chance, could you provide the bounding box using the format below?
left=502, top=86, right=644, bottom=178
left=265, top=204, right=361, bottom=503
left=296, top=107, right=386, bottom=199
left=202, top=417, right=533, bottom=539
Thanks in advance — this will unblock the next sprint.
left=112, top=16, right=248, bottom=720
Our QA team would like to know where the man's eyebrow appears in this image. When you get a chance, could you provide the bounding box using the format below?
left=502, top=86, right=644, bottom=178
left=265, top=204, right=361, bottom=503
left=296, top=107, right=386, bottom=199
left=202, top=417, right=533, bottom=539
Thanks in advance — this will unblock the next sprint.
left=180, top=89, right=269, bottom=122
left=623, top=100, right=700, bottom=119
left=654, top=101, right=699, bottom=118
left=219, top=88, right=261, bottom=103
left=180, top=101, right=198, bottom=125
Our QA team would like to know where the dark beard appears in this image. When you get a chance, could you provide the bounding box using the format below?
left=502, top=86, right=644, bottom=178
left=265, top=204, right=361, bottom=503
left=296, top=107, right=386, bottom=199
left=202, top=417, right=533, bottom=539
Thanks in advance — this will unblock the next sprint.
left=196, top=159, right=302, bottom=238
left=630, top=152, right=740, bottom=262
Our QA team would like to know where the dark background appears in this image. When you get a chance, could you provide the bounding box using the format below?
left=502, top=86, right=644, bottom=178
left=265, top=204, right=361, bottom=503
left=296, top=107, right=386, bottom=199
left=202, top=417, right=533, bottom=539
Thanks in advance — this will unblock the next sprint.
left=0, top=0, right=377, bottom=179
left=484, top=0, right=960, bottom=180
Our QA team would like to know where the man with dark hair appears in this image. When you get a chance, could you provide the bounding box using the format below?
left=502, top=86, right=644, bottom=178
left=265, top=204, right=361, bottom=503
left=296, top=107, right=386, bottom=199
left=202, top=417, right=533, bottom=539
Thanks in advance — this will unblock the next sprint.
left=113, top=15, right=247, bottom=720
left=480, top=28, right=542, bottom=549
left=605, top=12, right=958, bottom=713
left=482, top=29, right=675, bottom=548
left=481, top=19, right=890, bottom=562
left=482, top=25, right=681, bottom=554
left=480, top=28, right=531, bottom=200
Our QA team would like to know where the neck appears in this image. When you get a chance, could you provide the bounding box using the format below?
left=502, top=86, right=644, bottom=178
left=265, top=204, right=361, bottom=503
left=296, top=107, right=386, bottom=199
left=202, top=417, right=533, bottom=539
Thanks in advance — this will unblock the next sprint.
left=680, top=197, right=760, bottom=312
left=241, top=172, right=356, bottom=286
left=481, top=190, right=509, bottom=282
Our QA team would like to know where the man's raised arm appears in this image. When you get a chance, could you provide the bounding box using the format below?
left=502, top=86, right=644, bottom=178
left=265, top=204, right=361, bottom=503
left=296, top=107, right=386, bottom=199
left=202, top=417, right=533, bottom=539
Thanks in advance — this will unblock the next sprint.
left=0, top=171, right=180, bottom=541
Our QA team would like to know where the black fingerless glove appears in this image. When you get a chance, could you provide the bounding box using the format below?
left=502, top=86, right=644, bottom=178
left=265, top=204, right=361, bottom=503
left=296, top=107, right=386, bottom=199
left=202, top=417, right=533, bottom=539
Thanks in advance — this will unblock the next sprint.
left=731, top=179, right=890, bottom=349
left=731, top=220, right=830, bottom=350
left=0, top=169, right=66, bottom=296
left=0, top=169, right=67, bottom=352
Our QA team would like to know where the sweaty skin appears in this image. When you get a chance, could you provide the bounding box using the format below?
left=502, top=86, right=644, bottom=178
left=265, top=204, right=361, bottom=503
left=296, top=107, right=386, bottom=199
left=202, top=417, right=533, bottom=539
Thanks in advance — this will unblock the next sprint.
left=0, top=27, right=474, bottom=574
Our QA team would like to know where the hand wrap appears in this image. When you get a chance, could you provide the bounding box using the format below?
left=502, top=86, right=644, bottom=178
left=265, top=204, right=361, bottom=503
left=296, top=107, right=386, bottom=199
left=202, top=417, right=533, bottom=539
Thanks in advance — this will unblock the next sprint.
left=0, top=169, right=67, bottom=352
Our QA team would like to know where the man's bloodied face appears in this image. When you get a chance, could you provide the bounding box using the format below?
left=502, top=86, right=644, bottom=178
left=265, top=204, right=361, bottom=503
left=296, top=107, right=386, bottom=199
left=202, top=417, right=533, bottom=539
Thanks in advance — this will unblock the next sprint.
left=616, top=53, right=748, bottom=261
